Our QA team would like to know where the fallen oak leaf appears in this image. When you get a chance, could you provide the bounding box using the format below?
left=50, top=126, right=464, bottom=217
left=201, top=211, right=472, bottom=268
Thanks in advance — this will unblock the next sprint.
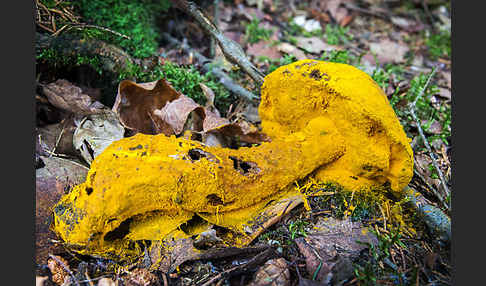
left=113, top=79, right=180, bottom=135
left=42, top=79, right=107, bottom=115
left=115, top=78, right=270, bottom=146
left=153, top=96, right=204, bottom=135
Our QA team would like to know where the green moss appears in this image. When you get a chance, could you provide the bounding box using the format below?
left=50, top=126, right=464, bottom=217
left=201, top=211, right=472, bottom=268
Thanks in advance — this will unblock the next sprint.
left=319, top=50, right=358, bottom=65
left=74, top=0, right=171, bottom=59
left=266, top=54, right=298, bottom=74
left=370, top=64, right=405, bottom=91
left=245, top=17, right=274, bottom=44
left=425, top=29, right=451, bottom=60
left=36, top=47, right=105, bottom=75
left=324, top=24, right=353, bottom=45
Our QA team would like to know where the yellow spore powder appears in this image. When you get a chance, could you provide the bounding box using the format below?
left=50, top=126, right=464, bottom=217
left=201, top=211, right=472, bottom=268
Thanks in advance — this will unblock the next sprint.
left=52, top=60, right=413, bottom=260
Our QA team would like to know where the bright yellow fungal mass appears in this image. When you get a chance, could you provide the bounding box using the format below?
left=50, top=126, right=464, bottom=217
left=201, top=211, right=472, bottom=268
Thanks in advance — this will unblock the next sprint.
left=260, top=60, right=413, bottom=192
left=52, top=60, right=413, bottom=261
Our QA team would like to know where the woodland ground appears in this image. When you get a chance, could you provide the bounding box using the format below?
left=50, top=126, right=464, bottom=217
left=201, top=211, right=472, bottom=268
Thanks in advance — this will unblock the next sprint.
left=35, top=0, right=452, bottom=285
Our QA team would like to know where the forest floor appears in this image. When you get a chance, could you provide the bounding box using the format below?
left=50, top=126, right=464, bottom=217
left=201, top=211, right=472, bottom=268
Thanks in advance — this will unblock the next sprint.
left=35, top=0, right=451, bottom=285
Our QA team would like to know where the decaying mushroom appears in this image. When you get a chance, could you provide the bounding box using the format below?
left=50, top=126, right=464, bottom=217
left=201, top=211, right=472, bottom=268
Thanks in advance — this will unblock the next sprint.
left=52, top=60, right=413, bottom=261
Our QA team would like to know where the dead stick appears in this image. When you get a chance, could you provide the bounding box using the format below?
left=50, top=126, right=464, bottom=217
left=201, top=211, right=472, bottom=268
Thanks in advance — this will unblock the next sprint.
left=200, top=247, right=277, bottom=286
left=170, top=0, right=264, bottom=86
left=408, top=68, right=450, bottom=210
left=209, top=0, right=219, bottom=58
left=162, top=32, right=259, bottom=101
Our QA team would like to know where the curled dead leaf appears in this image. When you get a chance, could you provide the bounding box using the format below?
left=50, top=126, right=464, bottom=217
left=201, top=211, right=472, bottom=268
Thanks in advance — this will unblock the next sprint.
left=250, top=258, right=290, bottom=286
left=296, top=217, right=378, bottom=283
left=73, top=110, right=125, bottom=165
left=124, top=268, right=160, bottom=286
left=369, top=39, right=410, bottom=64
left=36, top=118, right=77, bottom=157
left=42, top=79, right=106, bottom=115
left=113, top=79, right=180, bottom=135
left=47, top=255, right=70, bottom=285
left=113, top=78, right=270, bottom=146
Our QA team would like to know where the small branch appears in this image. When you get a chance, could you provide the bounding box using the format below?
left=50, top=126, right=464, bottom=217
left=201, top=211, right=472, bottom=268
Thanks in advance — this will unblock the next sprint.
left=61, top=23, right=131, bottom=40
left=404, top=187, right=451, bottom=244
left=408, top=68, right=450, bottom=211
left=343, top=2, right=390, bottom=20
left=162, top=32, right=259, bottom=102
left=170, top=0, right=265, bottom=86
left=200, top=247, right=277, bottom=286
left=209, top=0, right=220, bottom=58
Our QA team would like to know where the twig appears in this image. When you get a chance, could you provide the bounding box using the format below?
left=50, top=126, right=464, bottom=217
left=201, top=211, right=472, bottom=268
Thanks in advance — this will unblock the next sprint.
left=48, top=254, right=81, bottom=286
left=62, top=23, right=131, bottom=40
left=210, top=0, right=220, bottom=58
left=408, top=68, right=450, bottom=210
left=162, top=32, right=259, bottom=101
left=413, top=167, right=446, bottom=209
left=343, top=2, right=390, bottom=20
left=200, top=247, right=277, bottom=286
left=169, top=0, right=265, bottom=86
left=404, top=187, right=451, bottom=244
left=49, top=118, right=67, bottom=158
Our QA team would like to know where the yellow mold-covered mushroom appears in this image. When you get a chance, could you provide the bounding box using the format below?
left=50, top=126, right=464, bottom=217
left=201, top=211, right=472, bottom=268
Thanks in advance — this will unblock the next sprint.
left=53, top=116, right=345, bottom=259
left=52, top=60, right=413, bottom=260
left=260, top=59, right=413, bottom=192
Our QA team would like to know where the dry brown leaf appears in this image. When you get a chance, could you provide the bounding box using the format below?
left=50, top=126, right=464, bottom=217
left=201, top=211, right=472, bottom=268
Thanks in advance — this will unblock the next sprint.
left=47, top=255, right=70, bottom=285
left=422, top=120, right=442, bottom=135
left=124, top=268, right=160, bottom=286
left=327, top=0, right=348, bottom=23
left=296, top=218, right=378, bottom=283
left=42, top=79, right=106, bottom=115
left=97, top=278, right=117, bottom=286
left=249, top=258, right=291, bottom=286
left=36, top=118, right=77, bottom=157
left=441, top=71, right=451, bottom=89
left=113, top=79, right=181, bottom=135
left=436, top=87, right=451, bottom=101
left=149, top=237, right=200, bottom=273
left=36, top=156, right=88, bottom=264
left=277, top=43, right=308, bottom=60
left=153, top=96, right=203, bottom=135
left=390, top=16, right=424, bottom=32
left=295, top=37, right=340, bottom=54
left=295, top=238, right=333, bottom=283
left=247, top=41, right=282, bottom=59
left=114, top=78, right=269, bottom=146
left=369, top=39, right=410, bottom=64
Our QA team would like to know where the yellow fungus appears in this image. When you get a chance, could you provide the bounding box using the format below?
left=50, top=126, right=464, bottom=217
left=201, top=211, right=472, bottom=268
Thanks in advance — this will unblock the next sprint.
left=52, top=60, right=413, bottom=261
